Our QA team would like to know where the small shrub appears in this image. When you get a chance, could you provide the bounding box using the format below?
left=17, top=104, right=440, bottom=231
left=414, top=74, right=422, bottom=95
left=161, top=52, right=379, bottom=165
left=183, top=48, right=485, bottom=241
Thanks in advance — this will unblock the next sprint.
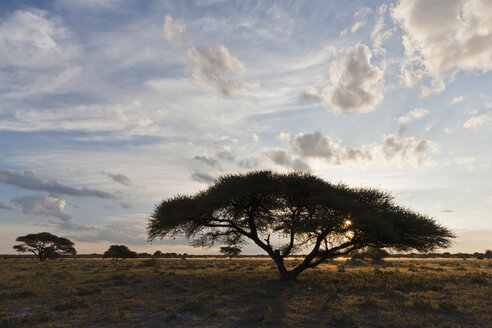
left=4, top=311, right=55, bottom=327
left=76, top=286, right=102, bottom=296
left=438, top=301, right=458, bottom=313
left=141, top=258, right=160, bottom=267
left=410, top=298, right=434, bottom=311
left=52, top=297, right=88, bottom=311
left=0, top=289, right=37, bottom=300
left=180, top=300, right=205, bottom=312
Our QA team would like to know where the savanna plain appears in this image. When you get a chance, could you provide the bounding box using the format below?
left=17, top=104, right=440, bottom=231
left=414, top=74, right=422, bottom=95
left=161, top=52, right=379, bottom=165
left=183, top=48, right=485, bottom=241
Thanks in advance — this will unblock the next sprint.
left=0, top=257, right=490, bottom=327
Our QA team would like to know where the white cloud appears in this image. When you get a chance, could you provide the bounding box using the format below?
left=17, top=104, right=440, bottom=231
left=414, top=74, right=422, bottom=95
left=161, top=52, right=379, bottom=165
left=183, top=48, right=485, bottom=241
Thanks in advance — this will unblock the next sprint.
left=454, top=157, right=475, bottom=165
left=371, top=4, right=394, bottom=55
left=351, top=21, right=366, bottom=33
left=379, top=134, right=431, bottom=165
left=392, top=0, right=492, bottom=93
left=397, top=108, right=429, bottom=124
left=278, top=132, right=291, bottom=142
left=11, top=194, right=72, bottom=222
left=163, top=14, right=186, bottom=42
left=354, top=7, right=373, bottom=18
left=264, top=148, right=311, bottom=172
left=72, top=222, right=147, bottom=245
left=463, top=114, right=491, bottom=129
left=292, top=132, right=372, bottom=164
left=0, top=9, right=76, bottom=68
left=453, top=156, right=475, bottom=170
left=162, top=15, right=260, bottom=96
left=215, top=145, right=234, bottom=161
left=305, top=43, right=385, bottom=113
left=266, top=132, right=433, bottom=169
left=190, top=45, right=261, bottom=96
left=451, top=96, right=464, bottom=104
left=0, top=9, right=81, bottom=101
left=0, top=103, right=156, bottom=133
left=252, top=133, right=259, bottom=142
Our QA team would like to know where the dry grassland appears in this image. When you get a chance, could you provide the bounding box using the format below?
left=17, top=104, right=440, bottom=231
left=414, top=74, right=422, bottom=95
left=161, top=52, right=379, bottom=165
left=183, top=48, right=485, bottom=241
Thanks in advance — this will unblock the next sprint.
left=0, top=258, right=490, bottom=327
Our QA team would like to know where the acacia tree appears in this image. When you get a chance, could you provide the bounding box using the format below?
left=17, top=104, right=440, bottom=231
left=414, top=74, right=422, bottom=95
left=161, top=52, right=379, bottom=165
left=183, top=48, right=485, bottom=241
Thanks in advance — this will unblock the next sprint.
left=13, top=232, right=76, bottom=262
left=220, top=245, right=242, bottom=260
left=148, top=171, right=454, bottom=281
left=103, top=245, right=137, bottom=261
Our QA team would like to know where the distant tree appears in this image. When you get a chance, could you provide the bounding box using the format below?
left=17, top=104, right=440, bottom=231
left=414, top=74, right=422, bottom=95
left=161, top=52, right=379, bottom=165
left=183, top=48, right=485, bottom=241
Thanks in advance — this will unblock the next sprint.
left=13, top=232, right=76, bottom=262
left=153, top=250, right=163, bottom=257
left=473, top=252, right=485, bottom=260
left=485, top=250, right=492, bottom=259
left=220, top=246, right=242, bottom=260
left=138, top=252, right=152, bottom=258
left=103, top=245, right=137, bottom=261
left=148, top=171, right=455, bottom=281
left=352, top=247, right=389, bottom=263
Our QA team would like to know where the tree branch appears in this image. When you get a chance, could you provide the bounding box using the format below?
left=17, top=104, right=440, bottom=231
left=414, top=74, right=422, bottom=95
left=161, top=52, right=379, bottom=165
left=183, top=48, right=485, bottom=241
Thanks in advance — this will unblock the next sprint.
left=281, top=230, right=295, bottom=259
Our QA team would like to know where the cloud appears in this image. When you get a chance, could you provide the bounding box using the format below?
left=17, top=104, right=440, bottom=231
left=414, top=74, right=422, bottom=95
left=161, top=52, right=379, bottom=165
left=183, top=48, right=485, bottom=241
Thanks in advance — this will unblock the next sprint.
left=264, top=148, right=311, bottom=172
left=278, top=132, right=291, bottom=142
left=0, top=170, right=118, bottom=199
left=237, top=158, right=259, bottom=169
left=0, top=202, right=14, bottom=210
left=463, top=114, right=491, bottom=129
left=71, top=222, right=147, bottom=245
left=162, top=15, right=260, bottom=96
left=0, top=104, right=141, bottom=133
left=120, top=202, right=134, bottom=209
left=193, top=155, right=220, bottom=168
left=190, top=45, right=261, bottom=96
left=392, top=0, right=492, bottom=94
left=215, top=145, right=234, bottom=161
left=441, top=209, right=454, bottom=214
left=11, top=194, right=72, bottom=222
left=266, top=132, right=433, bottom=169
left=379, top=134, right=431, bottom=165
left=103, top=171, right=132, bottom=186
left=194, top=146, right=259, bottom=171
left=351, top=21, right=366, bottom=33
left=252, top=133, right=259, bottom=142
left=451, top=96, right=464, bottom=104
left=163, top=14, right=186, bottom=42
left=371, top=4, right=394, bottom=55
left=454, top=156, right=475, bottom=165
left=190, top=171, right=216, bottom=184
left=292, top=132, right=372, bottom=164
left=0, top=9, right=81, bottom=101
left=397, top=108, right=429, bottom=124
left=354, top=7, right=373, bottom=18
left=0, top=9, right=76, bottom=68
left=305, top=43, right=385, bottom=113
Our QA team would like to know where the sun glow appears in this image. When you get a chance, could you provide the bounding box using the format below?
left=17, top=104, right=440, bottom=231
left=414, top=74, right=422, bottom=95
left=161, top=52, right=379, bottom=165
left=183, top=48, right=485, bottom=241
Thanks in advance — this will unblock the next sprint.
left=344, top=220, right=352, bottom=227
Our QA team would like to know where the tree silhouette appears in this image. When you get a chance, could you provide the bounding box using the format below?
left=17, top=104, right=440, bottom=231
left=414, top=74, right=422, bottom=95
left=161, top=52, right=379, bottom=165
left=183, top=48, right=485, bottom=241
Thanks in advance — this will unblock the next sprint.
left=148, top=171, right=454, bottom=280
left=13, top=232, right=76, bottom=262
left=220, top=245, right=242, bottom=260
left=103, top=245, right=137, bottom=261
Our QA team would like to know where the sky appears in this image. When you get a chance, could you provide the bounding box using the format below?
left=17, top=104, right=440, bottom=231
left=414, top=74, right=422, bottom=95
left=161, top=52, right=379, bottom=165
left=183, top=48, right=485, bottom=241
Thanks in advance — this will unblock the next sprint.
left=0, top=0, right=491, bottom=255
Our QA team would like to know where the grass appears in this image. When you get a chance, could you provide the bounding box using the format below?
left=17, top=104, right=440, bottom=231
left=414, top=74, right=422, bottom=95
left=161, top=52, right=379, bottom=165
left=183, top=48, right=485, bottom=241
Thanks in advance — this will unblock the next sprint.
left=0, top=258, right=490, bottom=327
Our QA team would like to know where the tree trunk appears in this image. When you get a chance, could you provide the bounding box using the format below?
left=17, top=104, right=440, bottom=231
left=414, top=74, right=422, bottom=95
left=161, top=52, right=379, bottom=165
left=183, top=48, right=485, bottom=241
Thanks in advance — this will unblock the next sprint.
left=279, top=270, right=299, bottom=281
left=272, top=256, right=303, bottom=281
